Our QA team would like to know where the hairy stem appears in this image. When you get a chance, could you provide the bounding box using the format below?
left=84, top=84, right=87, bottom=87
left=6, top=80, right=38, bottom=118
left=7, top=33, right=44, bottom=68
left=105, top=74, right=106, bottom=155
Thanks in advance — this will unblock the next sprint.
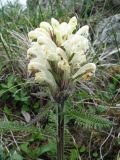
left=57, top=102, right=64, bottom=160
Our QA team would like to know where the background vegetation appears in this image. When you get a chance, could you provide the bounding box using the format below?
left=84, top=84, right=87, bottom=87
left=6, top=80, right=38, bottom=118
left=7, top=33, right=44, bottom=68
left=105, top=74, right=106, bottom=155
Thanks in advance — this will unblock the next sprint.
left=0, top=0, right=120, bottom=159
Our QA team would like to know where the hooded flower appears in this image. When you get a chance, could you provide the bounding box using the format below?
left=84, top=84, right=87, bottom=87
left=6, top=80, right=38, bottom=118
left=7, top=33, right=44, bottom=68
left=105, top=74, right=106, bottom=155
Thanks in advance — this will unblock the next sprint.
left=27, top=17, right=96, bottom=92
left=35, top=70, right=57, bottom=90
left=51, top=16, right=77, bottom=46
left=62, top=34, right=89, bottom=57
left=72, top=63, right=96, bottom=80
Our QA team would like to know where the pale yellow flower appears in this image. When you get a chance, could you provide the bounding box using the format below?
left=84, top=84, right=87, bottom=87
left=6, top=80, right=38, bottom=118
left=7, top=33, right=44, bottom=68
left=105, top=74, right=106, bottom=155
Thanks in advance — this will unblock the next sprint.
left=56, top=48, right=68, bottom=61
left=27, top=43, right=45, bottom=60
left=37, top=35, right=60, bottom=61
left=76, top=25, right=89, bottom=38
left=35, top=28, right=51, bottom=37
left=62, top=34, right=89, bottom=57
left=51, top=17, right=77, bottom=46
left=68, top=16, right=77, bottom=31
left=51, top=18, right=60, bottom=29
left=58, top=59, right=70, bottom=72
left=40, top=21, right=53, bottom=35
left=72, top=63, right=96, bottom=80
left=70, top=52, right=87, bottom=69
left=35, top=70, right=57, bottom=90
left=28, top=58, right=50, bottom=74
left=27, top=17, right=96, bottom=91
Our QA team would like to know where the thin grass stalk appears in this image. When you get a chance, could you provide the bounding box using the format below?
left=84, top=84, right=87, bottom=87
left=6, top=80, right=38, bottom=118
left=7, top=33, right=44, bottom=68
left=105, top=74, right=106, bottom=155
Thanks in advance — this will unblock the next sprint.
left=57, top=101, right=64, bottom=160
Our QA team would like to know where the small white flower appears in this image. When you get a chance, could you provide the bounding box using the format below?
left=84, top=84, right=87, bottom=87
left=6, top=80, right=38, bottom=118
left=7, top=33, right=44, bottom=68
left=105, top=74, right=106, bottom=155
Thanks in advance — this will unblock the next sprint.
left=58, top=59, right=71, bottom=80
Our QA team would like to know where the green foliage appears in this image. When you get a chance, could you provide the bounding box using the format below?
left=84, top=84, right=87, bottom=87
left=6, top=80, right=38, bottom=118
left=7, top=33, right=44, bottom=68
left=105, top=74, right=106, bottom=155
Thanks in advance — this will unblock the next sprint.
left=0, top=0, right=119, bottom=160
left=67, top=109, right=111, bottom=129
left=0, top=145, right=4, bottom=160
left=79, top=146, right=86, bottom=153
left=0, top=120, right=40, bottom=133
left=10, top=151, right=23, bottom=160
left=0, top=75, right=31, bottom=112
left=20, top=140, right=56, bottom=159
left=70, top=149, right=79, bottom=160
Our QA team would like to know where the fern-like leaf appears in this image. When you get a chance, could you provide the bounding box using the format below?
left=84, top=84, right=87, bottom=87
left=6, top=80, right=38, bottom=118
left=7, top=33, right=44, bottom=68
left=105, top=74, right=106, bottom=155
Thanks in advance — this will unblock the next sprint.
left=67, top=110, right=112, bottom=129
left=0, top=121, right=40, bottom=133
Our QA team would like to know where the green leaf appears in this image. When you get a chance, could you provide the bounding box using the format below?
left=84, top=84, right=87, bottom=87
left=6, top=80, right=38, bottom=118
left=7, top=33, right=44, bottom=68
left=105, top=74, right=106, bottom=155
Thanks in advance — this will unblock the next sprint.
left=98, top=105, right=106, bottom=113
left=0, top=121, right=40, bottom=133
left=1, top=84, right=8, bottom=89
left=20, top=143, right=30, bottom=156
left=67, top=109, right=112, bottom=129
left=117, top=138, right=120, bottom=145
left=70, top=149, right=79, bottom=160
left=10, top=151, right=23, bottom=160
left=88, top=106, right=96, bottom=114
left=79, top=146, right=86, bottom=153
left=92, top=152, right=98, bottom=157
left=20, top=140, right=56, bottom=159
left=0, top=89, right=7, bottom=95
left=38, top=141, right=56, bottom=155
left=7, top=75, right=14, bottom=88
left=4, top=106, right=12, bottom=115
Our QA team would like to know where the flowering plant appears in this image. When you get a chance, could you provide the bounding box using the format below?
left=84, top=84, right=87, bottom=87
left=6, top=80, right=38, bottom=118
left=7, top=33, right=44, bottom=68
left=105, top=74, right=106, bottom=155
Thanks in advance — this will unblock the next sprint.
left=27, top=17, right=96, bottom=160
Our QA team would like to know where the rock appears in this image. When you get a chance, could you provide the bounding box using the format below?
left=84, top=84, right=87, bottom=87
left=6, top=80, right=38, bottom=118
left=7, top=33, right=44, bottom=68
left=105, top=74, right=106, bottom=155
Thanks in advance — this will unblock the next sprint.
left=112, top=0, right=120, bottom=5
left=94, top=14, right=120, bottom=47
left=94, top=14, right=120, bottom=63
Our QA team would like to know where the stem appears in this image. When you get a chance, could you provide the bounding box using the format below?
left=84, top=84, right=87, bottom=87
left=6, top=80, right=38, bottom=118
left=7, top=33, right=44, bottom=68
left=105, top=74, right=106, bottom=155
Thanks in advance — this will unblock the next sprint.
left=57, top=102, right=64, bottom=160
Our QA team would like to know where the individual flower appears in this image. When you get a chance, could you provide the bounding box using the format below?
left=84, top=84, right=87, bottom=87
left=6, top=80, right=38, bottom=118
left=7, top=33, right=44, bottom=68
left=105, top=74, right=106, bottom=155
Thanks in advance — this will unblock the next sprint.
left=72, top=63, right=96, bottom=80
left=35, top=70, right=57, bottom=90
left=40, top=21, right=53, bottom=36
left=51, top=16, right=77, bottom=46
left=27, top=17, right=96, bottom=93
left=76, top=25, right=89, bottom=38
left=62, top=34, right=89, bottom=57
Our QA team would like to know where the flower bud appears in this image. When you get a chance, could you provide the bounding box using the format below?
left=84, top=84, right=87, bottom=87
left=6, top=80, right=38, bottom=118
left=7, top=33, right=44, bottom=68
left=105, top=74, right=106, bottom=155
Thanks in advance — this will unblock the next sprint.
left=76, top=25, right=89, bottom=38
left=51, top=18, right=60, bottom=29
left=68, top=16, right=77, bottom=31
